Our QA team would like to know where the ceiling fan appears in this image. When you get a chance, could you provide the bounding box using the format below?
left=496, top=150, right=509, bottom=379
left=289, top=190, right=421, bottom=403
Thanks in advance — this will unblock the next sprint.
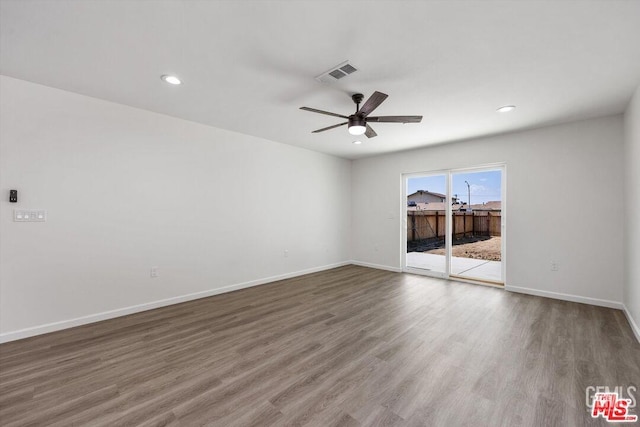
left=300, top=91, right=422, bottom=138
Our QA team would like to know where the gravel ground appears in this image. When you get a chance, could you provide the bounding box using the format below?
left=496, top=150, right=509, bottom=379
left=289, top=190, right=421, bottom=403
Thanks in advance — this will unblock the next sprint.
left=424, top=236, right=501, bottom=261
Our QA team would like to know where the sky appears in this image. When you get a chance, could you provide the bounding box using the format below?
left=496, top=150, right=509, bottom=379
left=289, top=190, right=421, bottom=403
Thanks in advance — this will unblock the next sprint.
left=407, top=170, right=502, bottom=205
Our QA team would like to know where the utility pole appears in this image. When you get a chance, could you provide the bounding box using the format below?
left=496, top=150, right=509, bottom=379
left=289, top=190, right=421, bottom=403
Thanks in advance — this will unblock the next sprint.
left=464, top=180, right=470, bottom=210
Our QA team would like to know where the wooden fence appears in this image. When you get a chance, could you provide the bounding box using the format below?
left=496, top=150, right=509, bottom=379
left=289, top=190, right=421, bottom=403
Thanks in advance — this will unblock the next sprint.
left=407, top=210, right=501, bottom=242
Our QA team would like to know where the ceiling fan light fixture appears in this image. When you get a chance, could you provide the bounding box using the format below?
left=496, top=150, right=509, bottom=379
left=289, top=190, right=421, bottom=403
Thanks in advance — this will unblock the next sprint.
left=348, top=116, right=366, bottom=135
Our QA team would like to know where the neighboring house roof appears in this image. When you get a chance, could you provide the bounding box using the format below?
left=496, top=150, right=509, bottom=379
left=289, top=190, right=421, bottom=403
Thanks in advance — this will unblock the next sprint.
left=407, top=190, right=447, bottom=199
left=407, top=201, right=501, bottom=212
left=407, top=202, right=449, bottom=211
left=470, top=201, right=502, bottom=211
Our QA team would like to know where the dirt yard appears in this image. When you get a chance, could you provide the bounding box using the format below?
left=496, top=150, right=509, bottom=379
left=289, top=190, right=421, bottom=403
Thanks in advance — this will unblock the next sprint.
left=425, top=236, right=501, bottom=261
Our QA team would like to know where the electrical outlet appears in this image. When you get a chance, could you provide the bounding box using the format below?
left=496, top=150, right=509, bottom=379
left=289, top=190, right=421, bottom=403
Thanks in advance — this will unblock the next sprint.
left=284, top=249, right=289, bottom=258
left=551, top=261, right=558, bottom=271
left=150, top=266, right=159, bottom=278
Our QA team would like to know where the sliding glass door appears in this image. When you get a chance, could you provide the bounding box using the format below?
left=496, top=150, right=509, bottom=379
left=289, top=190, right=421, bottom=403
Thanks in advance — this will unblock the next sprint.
left=450, top=169, right=503, bottom=283
left=403, top=165, right=505, bottom=285
left=404, top=173, right=449, bottom=278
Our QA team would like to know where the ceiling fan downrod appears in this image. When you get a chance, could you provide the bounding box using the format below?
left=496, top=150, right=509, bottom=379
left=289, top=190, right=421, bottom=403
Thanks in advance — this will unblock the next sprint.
left=352, top=93, right=364, bottom=114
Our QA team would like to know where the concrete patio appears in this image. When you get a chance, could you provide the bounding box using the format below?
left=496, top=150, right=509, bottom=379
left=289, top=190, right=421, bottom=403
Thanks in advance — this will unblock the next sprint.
left=406, top=252, right=502, bottom=282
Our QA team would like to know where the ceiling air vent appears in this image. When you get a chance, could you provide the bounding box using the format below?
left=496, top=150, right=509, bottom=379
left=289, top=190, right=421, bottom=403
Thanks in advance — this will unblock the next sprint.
left=315, top=61, right=358, bottom=84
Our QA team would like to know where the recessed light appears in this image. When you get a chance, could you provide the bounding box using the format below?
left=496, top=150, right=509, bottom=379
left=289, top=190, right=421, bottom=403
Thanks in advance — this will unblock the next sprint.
left=161, top=75, right=182, bottom=85
left=497, top=105, right=516, bottom=113
left=352, top=140, right=362, bottom=145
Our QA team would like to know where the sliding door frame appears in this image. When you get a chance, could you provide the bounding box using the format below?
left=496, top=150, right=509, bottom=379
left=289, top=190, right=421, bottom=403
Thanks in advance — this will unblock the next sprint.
left=401, top=163, right=506, bottom=286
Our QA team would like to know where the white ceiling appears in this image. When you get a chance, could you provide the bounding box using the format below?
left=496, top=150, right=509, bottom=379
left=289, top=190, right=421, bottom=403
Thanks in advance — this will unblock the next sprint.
left=1, top=1, right=639, bottom=159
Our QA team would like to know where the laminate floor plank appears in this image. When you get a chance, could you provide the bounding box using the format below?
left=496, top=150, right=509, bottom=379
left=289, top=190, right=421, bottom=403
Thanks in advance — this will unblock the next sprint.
left=1, top=265, right=638, bottom=426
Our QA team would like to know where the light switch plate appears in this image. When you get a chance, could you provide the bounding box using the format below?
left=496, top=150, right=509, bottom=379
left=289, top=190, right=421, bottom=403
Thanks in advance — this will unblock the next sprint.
left=14, top=210, right=47, bottom=222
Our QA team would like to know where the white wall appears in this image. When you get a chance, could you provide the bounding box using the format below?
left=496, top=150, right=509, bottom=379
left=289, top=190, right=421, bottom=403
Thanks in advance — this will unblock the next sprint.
left=624, top=84, right=640, bottom=339
left=0, top=76, right=351, bottom=340
left=352, top=116, right=625, bottom=307
left=1, top=73, right=633, bottom=343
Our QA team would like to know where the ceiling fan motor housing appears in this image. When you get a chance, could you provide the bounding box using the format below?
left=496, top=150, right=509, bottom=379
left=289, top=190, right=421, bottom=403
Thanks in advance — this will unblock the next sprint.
left=349, top=116, right=366, bottom=128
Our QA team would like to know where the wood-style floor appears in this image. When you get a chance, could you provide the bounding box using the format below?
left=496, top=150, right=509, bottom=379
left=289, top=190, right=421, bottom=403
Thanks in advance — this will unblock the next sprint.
left=1, top=265, right=639, bottom=426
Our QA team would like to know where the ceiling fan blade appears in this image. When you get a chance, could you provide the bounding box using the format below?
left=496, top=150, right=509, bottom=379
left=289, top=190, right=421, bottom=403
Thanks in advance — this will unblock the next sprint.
left=300, top=107, right=349, bottom=119
left=312, top=122, right=348, bottom=133
left=365, top=124, right=377, bottom=138
left=366, top=115, right=423, bottom=123
left=358, top=91, right=388, bottom=117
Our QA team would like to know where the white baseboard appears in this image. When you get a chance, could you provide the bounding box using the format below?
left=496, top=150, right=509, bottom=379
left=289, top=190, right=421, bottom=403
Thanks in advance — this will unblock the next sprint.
left=350, top=260, right=402, bottom=273
left=0, top=261, right=351, bottom=344
left=622, top=304, right=640, bottom=344
left=505, top=285, right=623, bottom=309
left=4, top=262, right=635, bottom=345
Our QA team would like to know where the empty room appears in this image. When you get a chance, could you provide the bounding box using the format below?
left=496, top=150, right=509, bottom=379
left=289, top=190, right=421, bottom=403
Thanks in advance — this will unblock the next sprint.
left=1, top=1, right=639, bottom=426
